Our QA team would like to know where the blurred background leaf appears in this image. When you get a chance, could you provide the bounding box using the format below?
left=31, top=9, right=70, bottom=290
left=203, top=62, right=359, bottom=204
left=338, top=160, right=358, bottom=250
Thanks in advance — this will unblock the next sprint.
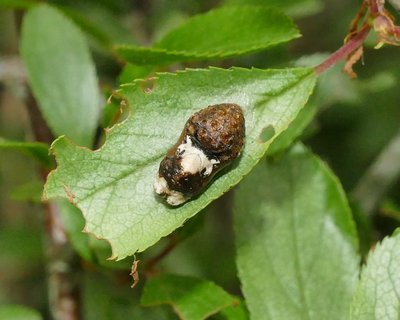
left=116, top=6, right=300, bottom=66
left=235, top=144, right=360, bottom=319
left=141, top=274, right=240, bottom=320
left=0, top=137, right=51, bottom=167
left=0, top=305, right=42, bottom=320
left=21, top=4, right=100, bottom=147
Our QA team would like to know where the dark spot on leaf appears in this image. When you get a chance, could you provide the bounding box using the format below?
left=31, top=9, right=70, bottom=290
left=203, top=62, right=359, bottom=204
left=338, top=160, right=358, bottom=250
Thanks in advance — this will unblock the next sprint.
left=258, top=125, right=275, bottom=143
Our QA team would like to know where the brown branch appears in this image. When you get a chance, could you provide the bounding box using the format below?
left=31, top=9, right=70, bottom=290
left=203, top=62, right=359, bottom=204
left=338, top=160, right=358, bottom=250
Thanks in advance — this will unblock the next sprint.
left=45, top=202, right=82, bottom=320
left=26, top=88, right=82, bottom=320
left=145, top=235, right=177, bottom=275
left=26, top=90, right=54, bottom=145
left=14, top=11, right=82, bottom=319
left=315, top=0, right=400, bottom=76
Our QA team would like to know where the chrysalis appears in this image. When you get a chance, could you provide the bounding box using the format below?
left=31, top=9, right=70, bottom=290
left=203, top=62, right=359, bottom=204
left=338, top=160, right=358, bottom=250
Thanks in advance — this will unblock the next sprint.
left=154, top=103, right=245, bottom=206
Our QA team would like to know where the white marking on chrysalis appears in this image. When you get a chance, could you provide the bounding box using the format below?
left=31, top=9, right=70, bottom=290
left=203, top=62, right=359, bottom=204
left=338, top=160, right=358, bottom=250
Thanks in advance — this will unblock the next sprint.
left=165, top=191, right=187, bottom=206
left=154, top=175, right=187, bottom=206
left=154, top=175, right=169, bottom=195
left=177, top=136, right=219, bottom=176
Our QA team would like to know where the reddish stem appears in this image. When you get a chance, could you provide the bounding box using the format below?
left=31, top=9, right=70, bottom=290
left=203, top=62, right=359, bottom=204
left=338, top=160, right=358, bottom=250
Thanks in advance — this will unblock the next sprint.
left=314, top=25, right=371, bottom=75
left=145, top=235, right=177, bottom=274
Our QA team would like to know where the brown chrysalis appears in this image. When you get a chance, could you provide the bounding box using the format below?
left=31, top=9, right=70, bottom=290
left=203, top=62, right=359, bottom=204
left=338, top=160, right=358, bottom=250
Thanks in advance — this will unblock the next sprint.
left=154, top=103, right=245, bottom=206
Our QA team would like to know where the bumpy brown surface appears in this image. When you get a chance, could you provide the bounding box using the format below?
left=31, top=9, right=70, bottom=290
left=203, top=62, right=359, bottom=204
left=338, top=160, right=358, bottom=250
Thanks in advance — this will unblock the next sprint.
left=157, top=103, right=245, bottom=199
left=185, top=103, right=245, bottom=164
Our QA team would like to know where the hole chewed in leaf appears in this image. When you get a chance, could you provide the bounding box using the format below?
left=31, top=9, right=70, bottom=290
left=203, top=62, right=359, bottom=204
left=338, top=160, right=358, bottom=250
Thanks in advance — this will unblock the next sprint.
left=258, top=125, right=275, bottom=143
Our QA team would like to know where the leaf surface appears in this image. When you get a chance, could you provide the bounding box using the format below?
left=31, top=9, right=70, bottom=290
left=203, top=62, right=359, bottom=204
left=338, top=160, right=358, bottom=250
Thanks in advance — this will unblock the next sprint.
left=222, top=0, right=323, bottom=18
left=215, top=300, right=249, bottom=320
left=43, top=67, right=316, bottom=259
left=21, top=4, right=100, bottom=147
left=235, top=144, right=359, bottom=320
left=141, top=274, right=237, bottom=320
left=116, top=6, right=299, bottom=65
left=350, top=229, right=400, bottom=320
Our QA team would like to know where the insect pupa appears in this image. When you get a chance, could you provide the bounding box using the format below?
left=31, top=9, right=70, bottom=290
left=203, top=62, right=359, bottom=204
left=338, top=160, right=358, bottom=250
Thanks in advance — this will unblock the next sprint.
left=154, top=103, right=245, bottom=206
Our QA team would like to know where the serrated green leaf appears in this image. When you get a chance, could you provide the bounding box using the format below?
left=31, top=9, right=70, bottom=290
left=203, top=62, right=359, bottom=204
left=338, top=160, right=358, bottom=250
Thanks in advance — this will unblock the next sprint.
left=235, top=144, right=359, bottom=320
left=21, top=4, right=100, bottom=147
left=0, top=137, right=51, bottom=167
left=350, top=229, right=400, bottom=320
left=141, top=274, right=238, bottom=320
left=222, top=0, right=323, bottom=18
left=0, top=305, right=42, bottom=320
left=43, top=67, right=315, bottom=259
left=116, top=6, right=300, bottom=66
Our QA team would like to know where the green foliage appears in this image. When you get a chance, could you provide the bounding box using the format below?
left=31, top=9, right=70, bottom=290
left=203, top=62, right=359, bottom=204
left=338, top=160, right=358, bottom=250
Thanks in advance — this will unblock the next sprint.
left=0, top=0, right=37, bottom=9
left=116, top=6, right=300, bottom=65
left=350, top=229, right=400, bottom=320
left=82, top=273, right=174, bottom=319
left=43, top=67, right=315, bottom=259
left=267, top=101, right=317, bottom=155
left=235, top=144, right=360, bottom=319
left=0, top=225, right=43, bottom=266
left=0, top=305, right=41, bottom=320
left=20, top=4, right=100, bottom=147
left=2, top=0, right=400, bottom=318
left=222, top=0, right=323, bottom=18
left=9, top=180, right=43, bottom=203
left=0, top=137, right=51, bottom=167
left=214, top=300, right=249, bottom=320
left=57, top=199, right=94, bottom=261
left=141, top=274, right=239, bottom=320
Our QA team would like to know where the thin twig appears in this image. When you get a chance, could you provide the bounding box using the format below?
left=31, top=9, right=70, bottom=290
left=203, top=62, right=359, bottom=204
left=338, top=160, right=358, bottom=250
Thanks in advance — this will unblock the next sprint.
left=314, top=25, right=371, bottom=75
left=45, top=202, right=82, bottom=320
left=28, top=88, right=82, bottom=320
left=352, top=129, right=400, bottom=216
left=0, top=56, right=26, bottom=82
left=145, top=235, right=177, bottom=274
